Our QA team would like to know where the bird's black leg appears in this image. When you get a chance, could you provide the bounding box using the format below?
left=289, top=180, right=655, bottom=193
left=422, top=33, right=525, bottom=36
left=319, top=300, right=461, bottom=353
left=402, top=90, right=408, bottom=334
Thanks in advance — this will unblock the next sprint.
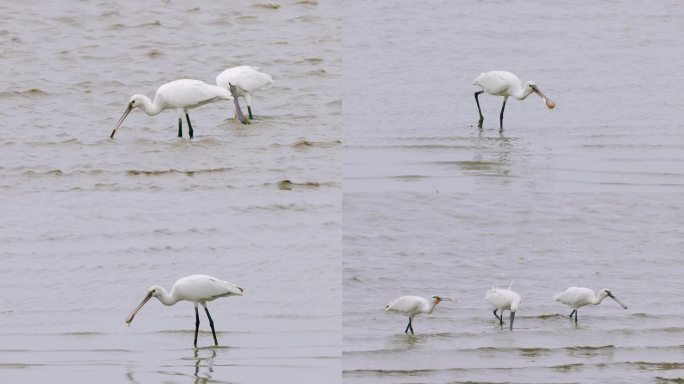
left=499, top=310, right=504, bottom=328
left=493, top=309, right=501, bottom=321
left=474, top=90, right=484, bottom=128
left=194, top=306, right=200, bottom=348
left=204, top=305, right=219, bottom=346
left=404, top=318, right=411, bottom=334
left=499, top=97, right=507, bottom=131
left=185, top=113, right=194, bottom=139
left=247, top=106, right=253, bottom=120
left=409, top=318, right=414, bottom=334
left=569, top=309, right=576, bottom=319
left=178, top=118, right=183, bottom=138
left=574, top=310, right=578, bottom=324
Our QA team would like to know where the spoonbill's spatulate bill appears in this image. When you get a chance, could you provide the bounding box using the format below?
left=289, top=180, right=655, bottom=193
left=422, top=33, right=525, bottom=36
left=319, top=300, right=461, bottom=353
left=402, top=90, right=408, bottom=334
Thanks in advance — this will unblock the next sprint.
left=554, top=287, right=627, bottom=324
left=125, top=274, right=244, bottom=347
left=485, top=285, right=522, bottom=330
left=385, top=295, right=456, bottom=334
left=110, top=79, right=234, bottom=139
left=473, top=71, right=555, bottom=130
left=228, top=83, right=249, bottom=124
left=216, top=66, right=274, bottom=119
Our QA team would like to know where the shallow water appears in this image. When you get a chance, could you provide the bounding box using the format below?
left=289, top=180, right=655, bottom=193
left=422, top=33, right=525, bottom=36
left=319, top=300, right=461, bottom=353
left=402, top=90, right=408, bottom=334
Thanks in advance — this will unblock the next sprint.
left=343, top=1, right=684, bottom=383
left=0, top=1, right=340, bottom=382
left=4, top=0, right=684, bottom=382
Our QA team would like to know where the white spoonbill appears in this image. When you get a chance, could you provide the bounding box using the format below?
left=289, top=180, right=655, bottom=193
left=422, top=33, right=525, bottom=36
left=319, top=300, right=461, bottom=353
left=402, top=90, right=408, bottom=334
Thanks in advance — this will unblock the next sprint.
left=473, top=71, right=555, bottom=130
left=554, top=287, right=627, bottom=324
left=485, top=284, right=522, bottom=330
left=385, top=295, right=456, bottom=334
left=125, top=274, right=244, bottom=348
left=216, top=66, right=274, bottom=119
left=110, top=79, right=247, bottom=139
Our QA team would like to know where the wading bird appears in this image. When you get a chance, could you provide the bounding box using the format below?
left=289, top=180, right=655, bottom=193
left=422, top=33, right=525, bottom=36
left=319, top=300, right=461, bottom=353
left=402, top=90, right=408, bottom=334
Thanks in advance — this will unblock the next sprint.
left=485, top=284, right=522, bottom=330
left=125, top=274, right=244, bottom=347
left=385, top=295, right=456, bottom=334
left=110, top=79, right=245, bottom=139
left=554, top=287, right=627, bottom=324
left=473, top=71, right=555, bottom=130
left=216, top=66, right=274, bottom=119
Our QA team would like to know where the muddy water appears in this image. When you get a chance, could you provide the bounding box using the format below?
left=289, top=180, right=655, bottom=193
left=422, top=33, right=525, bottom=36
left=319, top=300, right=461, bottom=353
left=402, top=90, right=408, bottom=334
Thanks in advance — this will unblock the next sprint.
left=0, top=1, right=340, bottom=382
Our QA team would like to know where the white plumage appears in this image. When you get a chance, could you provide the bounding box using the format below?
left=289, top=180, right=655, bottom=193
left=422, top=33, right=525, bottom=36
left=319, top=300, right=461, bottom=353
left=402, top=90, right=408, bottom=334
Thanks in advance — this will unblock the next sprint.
left=110, top=79, right=233, bottom=139
left=474, top=71, right=520, bottom=96
left=167, top=275, right=244, bottom=303
left=554, top=287, right=628, bottom=324
left=485, top=286, right=522, bottom=330
left=216, top=66, right=274, bottom=119
left=472, top=70, right=555, bottom=130
left=125, top=274, right=244, bottom=347
left=385, top=295, right=455, bottom=334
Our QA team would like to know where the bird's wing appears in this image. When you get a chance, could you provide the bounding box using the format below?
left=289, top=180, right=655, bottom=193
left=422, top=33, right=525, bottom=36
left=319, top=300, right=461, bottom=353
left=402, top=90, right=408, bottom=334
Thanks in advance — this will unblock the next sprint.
left=554, top=287, right=591, bottom=304
left=156, top=79, right=231, bottom=109
left=176, top=275, right=243, bottom=301
left=385, top=296, right=423, bottom=313
left=202, top=275, right=244, bottom=297
left=239, top=69, right=274, bottom=91
left=473, top=72, right=509, bottom=94
left=485, top=289, right=507, bottom=308
left=216, top=67, right=273, bottom=91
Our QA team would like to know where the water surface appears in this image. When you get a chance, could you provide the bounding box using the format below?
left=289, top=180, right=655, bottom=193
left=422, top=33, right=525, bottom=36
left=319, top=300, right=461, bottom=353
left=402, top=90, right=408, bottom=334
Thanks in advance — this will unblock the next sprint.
left=0, top=1, right=341, bottom=382
left=343, top=1, right=684, bottom=382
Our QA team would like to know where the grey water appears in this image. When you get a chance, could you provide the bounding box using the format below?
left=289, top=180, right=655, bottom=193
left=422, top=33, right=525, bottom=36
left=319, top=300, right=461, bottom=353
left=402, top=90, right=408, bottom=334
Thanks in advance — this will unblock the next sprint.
left=343, top=1, right=684, bottom=383
left=0, top=1, right=340, bottom=383
left=3, top=0, right=684, bottom=383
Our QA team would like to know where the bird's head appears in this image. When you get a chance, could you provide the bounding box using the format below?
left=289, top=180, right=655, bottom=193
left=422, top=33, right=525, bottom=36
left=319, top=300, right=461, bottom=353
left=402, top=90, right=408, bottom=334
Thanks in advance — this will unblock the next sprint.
left=527, top=82, right=556, bottom=109
left=128, top=95, right=147, bottom=110
left=599, top=288, right=628, bottom=309
left=432, top=296, right=457, bottom=305
left=110, top=95, right=147, bottom=139
left=147, top=285, right=163, bottom=298
left=510, top=296, right=522, bottom=312
left=124, top=285, right=162, bottom=326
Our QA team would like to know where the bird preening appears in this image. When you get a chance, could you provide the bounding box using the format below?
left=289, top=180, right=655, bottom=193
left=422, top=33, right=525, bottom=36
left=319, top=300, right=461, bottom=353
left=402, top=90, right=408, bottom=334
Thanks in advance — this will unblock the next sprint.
left=473, top=71, right=555, bottom=130
left=125, top=275, right=244, bottom=348
left=385, top=295, right=456, bottom=334
left=554, top=287, right=628, bottom=324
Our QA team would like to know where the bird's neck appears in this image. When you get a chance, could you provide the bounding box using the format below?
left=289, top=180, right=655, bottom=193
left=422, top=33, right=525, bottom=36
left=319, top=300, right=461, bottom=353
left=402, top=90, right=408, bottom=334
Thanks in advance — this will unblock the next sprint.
left=140, top=96, right=163, bottom=116
left=513, top=83, right=535, bottom=100
left=156, top=288, right=179, bottom=306
left=592, top=294, right=607, bottom=305
left=425, top=301, right=438, bottom=314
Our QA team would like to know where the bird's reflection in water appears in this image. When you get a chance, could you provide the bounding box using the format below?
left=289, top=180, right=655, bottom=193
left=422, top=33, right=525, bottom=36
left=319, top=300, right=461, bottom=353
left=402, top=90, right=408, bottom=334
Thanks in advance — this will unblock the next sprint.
left=494, top=131, right=514, bottom=176
left=193, top=347, right=217, bottom=384
left=389, top=333, right=430, bottom=351
left=125, top=368, right=136, bottom=383
left=466, top=129, right=516, bottom=177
